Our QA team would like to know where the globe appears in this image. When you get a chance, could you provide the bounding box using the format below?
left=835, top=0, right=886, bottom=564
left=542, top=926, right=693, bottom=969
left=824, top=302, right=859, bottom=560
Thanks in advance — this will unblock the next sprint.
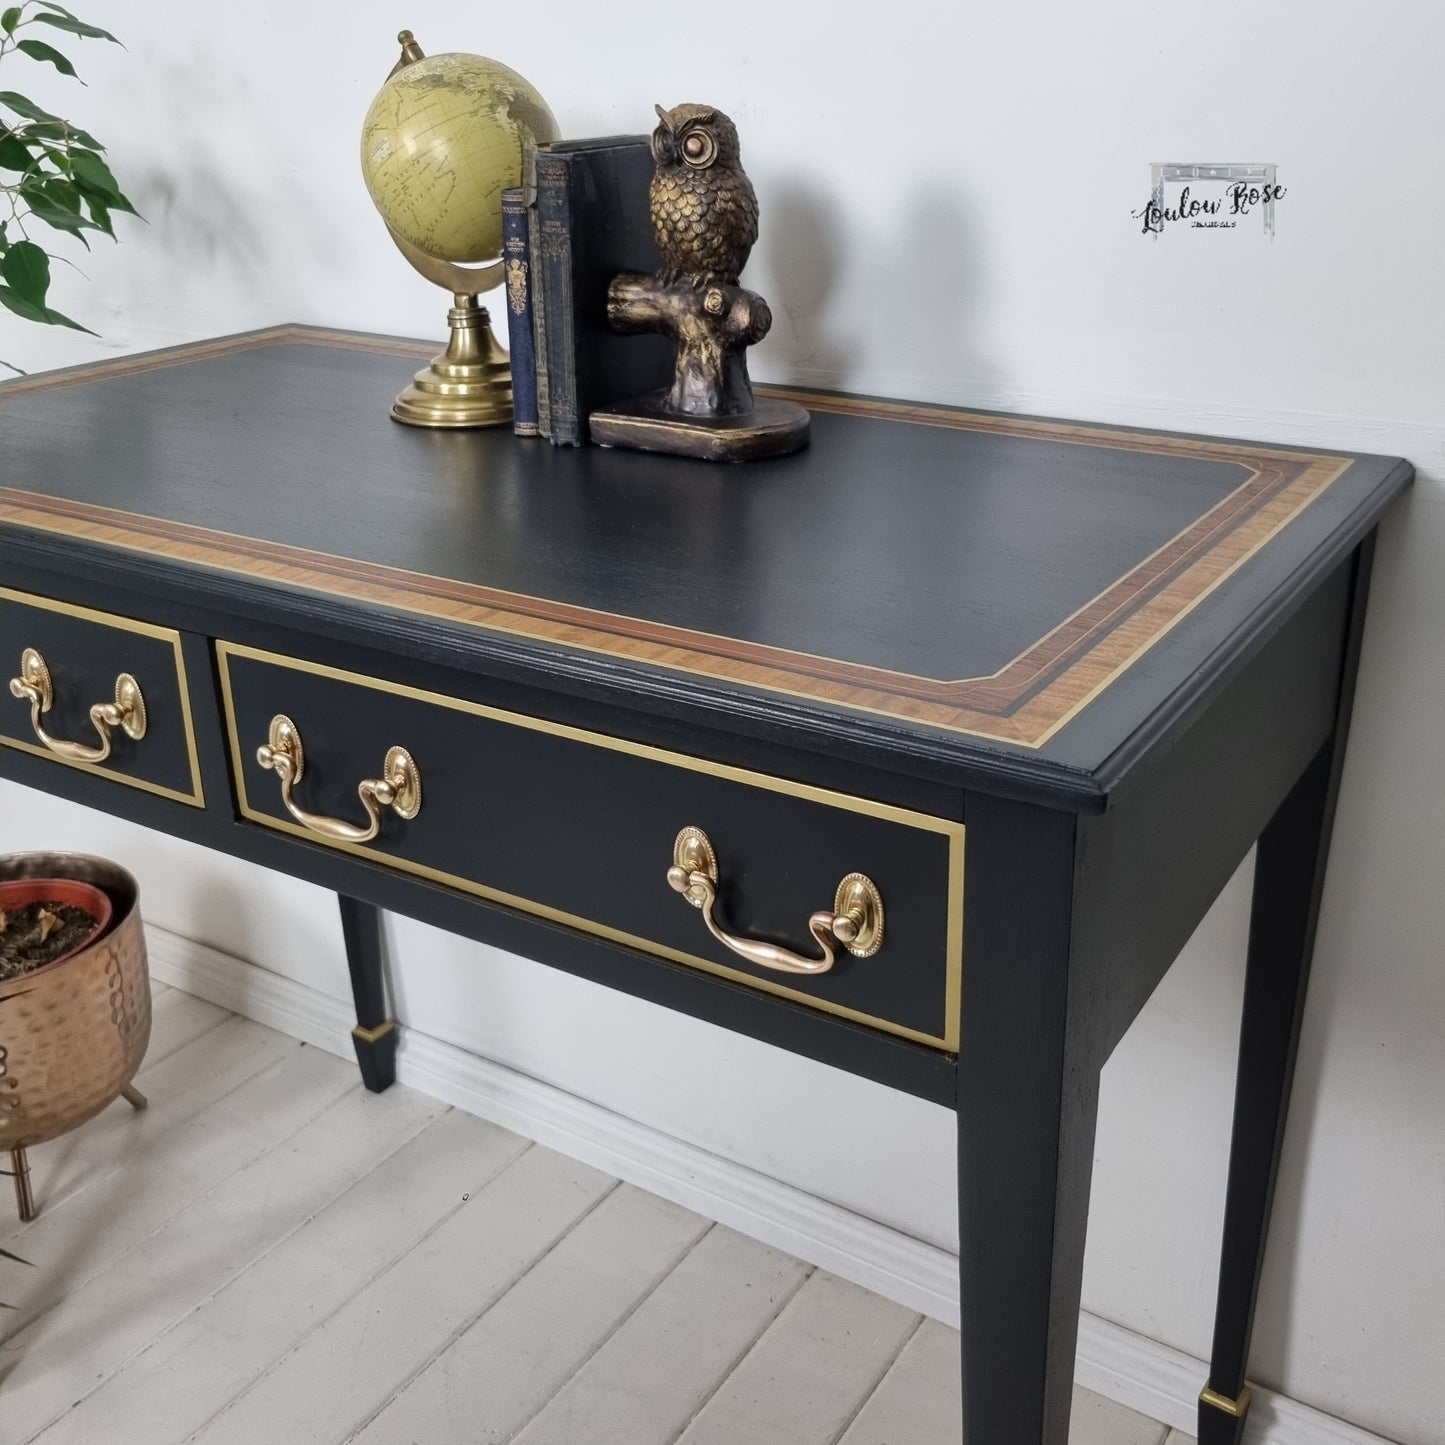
left=360, top=43, right=559, bottom=266
left=359, top=32, right=561, bottom=429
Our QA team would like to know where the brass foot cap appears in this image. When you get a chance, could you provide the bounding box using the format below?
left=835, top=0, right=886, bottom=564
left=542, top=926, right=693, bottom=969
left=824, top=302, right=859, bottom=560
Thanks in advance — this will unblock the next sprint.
left=1200, top=1384, right=1253, bottom=1420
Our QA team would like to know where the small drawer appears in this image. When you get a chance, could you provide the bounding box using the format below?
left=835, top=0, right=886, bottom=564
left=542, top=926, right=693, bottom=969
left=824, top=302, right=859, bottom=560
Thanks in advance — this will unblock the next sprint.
left=217, top=642, right=964, bottom=1050
left=0, top=588, right=204, bottom=807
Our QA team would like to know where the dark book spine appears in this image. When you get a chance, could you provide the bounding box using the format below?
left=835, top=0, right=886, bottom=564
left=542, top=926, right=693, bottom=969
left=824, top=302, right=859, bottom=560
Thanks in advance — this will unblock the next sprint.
left=525, top=146, right=552, bottom=439
left=500, top=188, right=539, bottom=437
left=533, top=150, right=582, bottom=446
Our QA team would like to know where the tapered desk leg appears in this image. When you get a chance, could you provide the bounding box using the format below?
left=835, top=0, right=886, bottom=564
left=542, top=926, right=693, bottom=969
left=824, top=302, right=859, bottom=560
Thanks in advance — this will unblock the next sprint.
left=1200, top=537, right=1375, bottom=1445
left=1199, top=747, right=1332, bottom=1444
left=958, top=796, right=1100, bottom=1445
left=338, top=895, right=397, bottom=1093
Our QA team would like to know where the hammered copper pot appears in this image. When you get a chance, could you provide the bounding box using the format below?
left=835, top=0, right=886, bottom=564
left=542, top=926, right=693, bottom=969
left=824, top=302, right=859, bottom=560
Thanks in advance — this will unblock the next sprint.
left=0, top=852, right=151, bottom=1220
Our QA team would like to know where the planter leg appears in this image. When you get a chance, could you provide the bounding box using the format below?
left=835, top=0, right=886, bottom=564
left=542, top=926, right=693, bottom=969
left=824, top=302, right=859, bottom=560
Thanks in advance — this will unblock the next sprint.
left=121, top=1085, right=148, bottom=1110
left=10, top=1146, right=35, bottom=1222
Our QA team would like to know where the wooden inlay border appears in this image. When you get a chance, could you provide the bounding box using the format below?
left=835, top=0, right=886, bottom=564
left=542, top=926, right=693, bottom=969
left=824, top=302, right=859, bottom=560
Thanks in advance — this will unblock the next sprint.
left=0, top=328, right=1352, bottom=747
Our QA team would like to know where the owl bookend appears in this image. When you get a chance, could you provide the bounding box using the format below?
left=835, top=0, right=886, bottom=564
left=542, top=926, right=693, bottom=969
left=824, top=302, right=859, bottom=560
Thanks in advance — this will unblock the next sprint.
left=588, top=103, right=810, bottom=462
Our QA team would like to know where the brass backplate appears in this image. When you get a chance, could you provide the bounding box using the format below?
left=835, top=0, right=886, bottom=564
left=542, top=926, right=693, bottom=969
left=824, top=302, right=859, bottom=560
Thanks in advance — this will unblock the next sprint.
left=115, top=673, right=147, bottom=740
left=263, top=713, right=304, bottom=782
left=384, top=745, right=423, bottom=819
left=835, top=871, right=885, bottom=958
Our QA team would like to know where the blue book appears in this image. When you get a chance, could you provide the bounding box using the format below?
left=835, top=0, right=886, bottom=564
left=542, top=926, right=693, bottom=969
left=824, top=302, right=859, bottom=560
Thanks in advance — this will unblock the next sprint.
left=501, top=187, right=539, bottom=437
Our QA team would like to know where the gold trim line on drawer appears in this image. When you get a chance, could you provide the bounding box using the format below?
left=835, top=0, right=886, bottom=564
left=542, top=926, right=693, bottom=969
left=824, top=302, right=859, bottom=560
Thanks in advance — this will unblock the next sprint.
left=215, top=640, right=965, bottom=1052
left=0, top=588, right=205, bottom=808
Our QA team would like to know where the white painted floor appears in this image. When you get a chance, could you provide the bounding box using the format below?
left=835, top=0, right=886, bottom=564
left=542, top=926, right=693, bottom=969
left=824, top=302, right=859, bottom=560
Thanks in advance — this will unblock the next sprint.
left=1, top=984, right=1196, bottom=1445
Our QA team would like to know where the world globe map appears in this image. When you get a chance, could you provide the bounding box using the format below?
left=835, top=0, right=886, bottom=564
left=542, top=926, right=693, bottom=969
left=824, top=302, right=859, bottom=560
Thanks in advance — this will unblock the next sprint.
left=360, top=51, right=560, bottom=266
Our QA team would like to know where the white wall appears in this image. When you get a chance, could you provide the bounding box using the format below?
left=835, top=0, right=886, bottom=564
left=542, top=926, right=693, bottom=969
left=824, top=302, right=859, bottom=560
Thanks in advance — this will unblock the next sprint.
left=2, top=3, right=1442, bottom=1439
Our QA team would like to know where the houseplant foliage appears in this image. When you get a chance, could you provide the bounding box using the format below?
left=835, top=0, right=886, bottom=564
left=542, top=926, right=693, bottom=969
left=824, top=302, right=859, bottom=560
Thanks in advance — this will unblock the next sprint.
left=0, top=1, right=136, bottom=374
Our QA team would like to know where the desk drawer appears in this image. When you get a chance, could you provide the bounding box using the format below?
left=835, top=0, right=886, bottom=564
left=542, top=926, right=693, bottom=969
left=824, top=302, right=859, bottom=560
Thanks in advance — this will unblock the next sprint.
left=0, top=588, right=204, bottom=806
left=217, top=642, right=964, bottom=1050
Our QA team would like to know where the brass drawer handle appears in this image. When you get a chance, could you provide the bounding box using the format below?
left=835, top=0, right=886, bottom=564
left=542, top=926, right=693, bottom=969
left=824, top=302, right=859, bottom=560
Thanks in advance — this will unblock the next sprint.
left=8, top=647, right=148, bottom=764
left=256, top=713, right=421, bottom=844
left=666, top=825, right=884, bottom=975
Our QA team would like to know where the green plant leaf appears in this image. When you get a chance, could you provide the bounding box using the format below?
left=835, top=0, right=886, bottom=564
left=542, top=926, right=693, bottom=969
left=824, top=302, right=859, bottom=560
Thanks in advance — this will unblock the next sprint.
left=1, top=7, right=22, bottom=35
left=23, top=118, right=104, bottom=149
left=37, top=300, right=94, bottom=332
left=23, top=172, right=95, bottom=215
left=31, top=12, right=118, bottom=42
left=67, top=148, right=114, bottom=196
left=69, top=148, right=132, bottom=211
left=0, top=281, right=47, bottom=322
left=85, top=194, right=112, bottom=235
left=17, top=39, right=81, bottom=80
left=1, top=238, right=51, bottom=308
left=0, top=130, right=34, bottom=170
left=0, top=90, right=63, bottom=125
left=0, top=283, right=95, bottom=332
left=46, top=174, right=79, bottom=209
left=22, top=199, right=93, bottom=240
left=15, top=179, right=96, bottom=244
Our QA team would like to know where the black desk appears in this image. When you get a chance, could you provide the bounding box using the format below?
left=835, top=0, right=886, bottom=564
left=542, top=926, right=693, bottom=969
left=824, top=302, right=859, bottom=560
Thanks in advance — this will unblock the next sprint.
left=0, top=328, right=1411, bottom=1444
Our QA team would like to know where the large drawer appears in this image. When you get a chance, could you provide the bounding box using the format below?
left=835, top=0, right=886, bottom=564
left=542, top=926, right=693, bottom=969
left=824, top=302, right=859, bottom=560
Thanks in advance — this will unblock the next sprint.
left=0, top=588, right=205, bottom=807
left=217, top=642, right=964, bottom=1050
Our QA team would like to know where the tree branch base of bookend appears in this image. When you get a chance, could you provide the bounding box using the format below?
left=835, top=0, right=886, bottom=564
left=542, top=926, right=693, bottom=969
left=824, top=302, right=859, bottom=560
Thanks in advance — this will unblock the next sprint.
left=590, top=271, right=810, bottom=461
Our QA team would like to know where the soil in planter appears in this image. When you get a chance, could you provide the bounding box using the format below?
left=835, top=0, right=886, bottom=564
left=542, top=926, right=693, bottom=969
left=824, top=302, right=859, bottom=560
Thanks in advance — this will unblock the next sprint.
left=0, top=901, right=99, bottom=982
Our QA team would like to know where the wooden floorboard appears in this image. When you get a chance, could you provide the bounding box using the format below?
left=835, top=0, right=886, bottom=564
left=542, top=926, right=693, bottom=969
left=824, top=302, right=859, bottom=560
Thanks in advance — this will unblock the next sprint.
left=675, top=1269, right=920, bottom=1445
left=186, top=1146, right=618, bottom=1445
left=1, top=1003, right=1181, bottom=1445
left=838, top=1316, right=963, bottom=1444
left=2, top=1064, right=440, bottom=1441
left=28, top=1109, right=523, bottom=1445
left=2, top=1015, right=297, bottom=1248
left=140, top=984, right=232, bottom=1065
left=1, top=1039, right=352, bottom=1347
left=350, top=1184, right=711, bottom=1445
left=511, top=1223, right=812, bottom=1445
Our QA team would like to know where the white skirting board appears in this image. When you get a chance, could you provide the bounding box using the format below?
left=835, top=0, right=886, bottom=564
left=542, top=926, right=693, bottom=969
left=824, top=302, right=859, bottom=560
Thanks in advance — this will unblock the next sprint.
left=146, top=924, right=1394, bottom=1445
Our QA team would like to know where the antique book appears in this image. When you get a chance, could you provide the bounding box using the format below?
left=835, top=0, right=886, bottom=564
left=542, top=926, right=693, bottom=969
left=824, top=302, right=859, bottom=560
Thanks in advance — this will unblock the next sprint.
left=523, top=142, right=551, bottom=438
left=500, top=187, right=539, bottom=437
left=530, top=136, right=673, bottom=446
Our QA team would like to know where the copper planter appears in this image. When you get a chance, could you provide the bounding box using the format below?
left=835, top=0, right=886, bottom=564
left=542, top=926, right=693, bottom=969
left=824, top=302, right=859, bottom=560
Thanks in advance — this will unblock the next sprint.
left=0, top=853, right=151, bottom=1220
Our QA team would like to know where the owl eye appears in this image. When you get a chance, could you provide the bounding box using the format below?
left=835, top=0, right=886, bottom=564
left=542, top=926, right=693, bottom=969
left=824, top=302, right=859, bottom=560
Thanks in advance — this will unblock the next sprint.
left=681, top=129, right=717, bottom=168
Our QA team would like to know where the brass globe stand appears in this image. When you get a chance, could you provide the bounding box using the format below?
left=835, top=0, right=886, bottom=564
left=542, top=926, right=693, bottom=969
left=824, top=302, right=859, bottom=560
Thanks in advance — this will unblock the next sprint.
left=391, top=286, right=512, bottom=429
left=384, top=232, right=512, bottom=429
left=377, top=32, right=519, bottom=430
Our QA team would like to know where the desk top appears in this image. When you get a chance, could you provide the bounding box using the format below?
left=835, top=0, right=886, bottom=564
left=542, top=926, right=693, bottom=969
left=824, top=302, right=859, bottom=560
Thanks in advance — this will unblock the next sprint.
left=0, top=327, right=1411, bottom=798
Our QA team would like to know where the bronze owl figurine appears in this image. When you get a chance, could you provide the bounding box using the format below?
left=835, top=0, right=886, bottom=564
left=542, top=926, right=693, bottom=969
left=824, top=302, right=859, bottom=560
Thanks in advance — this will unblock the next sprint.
left=650, top=103, right=759, bottom=287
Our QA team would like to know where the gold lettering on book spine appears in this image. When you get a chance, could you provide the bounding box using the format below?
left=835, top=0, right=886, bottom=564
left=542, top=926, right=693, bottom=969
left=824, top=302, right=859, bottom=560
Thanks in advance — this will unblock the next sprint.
left=506, top=259, right=528, bottom=315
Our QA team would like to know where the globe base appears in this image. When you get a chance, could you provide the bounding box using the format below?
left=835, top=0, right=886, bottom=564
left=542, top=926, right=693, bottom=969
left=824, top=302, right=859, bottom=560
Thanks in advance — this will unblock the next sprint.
left=391, top=295, right=513, bottom=429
